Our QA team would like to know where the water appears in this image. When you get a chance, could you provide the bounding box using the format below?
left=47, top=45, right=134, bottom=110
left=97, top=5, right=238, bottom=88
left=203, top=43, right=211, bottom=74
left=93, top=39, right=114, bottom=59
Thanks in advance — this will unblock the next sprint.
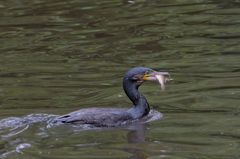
left=0, top=0, right=239, bottom=158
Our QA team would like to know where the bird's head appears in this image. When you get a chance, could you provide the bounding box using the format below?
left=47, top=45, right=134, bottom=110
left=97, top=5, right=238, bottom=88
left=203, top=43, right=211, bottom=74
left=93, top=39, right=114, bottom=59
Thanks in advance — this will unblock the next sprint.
left=124, top=67, right=171, bottom=90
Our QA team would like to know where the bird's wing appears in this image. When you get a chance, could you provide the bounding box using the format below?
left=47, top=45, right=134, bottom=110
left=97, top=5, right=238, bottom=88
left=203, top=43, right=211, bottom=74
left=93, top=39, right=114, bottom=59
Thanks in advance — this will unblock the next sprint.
left=54, top=108, right=132, bottom=126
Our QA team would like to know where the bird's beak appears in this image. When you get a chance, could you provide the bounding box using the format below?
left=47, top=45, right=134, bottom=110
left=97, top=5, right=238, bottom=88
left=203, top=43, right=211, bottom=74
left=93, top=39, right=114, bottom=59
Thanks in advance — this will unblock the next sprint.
left=143, top=71, right=172, bottom=90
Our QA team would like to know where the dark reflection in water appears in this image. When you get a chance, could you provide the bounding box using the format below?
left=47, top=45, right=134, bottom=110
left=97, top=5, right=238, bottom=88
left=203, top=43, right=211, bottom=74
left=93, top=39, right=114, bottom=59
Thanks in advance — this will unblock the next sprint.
left=0, top=0, right=240, bottom=158
left=126, top=124, right=148, bottom=159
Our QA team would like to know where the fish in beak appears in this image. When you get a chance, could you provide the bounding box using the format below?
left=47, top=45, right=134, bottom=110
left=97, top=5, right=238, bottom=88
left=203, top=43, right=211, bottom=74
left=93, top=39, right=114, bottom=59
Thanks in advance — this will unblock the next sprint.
left=143, top=71, right=172, bottom=90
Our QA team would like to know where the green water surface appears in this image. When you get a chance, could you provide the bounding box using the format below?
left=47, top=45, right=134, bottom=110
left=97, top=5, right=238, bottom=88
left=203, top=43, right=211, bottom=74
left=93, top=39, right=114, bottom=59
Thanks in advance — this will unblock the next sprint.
left=0, top=0, right=239, bottom=158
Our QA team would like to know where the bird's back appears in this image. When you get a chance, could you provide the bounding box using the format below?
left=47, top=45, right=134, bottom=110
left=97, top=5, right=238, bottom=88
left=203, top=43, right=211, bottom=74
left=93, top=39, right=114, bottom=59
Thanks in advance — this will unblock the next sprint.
left=54, top=108, right=134, bottom=127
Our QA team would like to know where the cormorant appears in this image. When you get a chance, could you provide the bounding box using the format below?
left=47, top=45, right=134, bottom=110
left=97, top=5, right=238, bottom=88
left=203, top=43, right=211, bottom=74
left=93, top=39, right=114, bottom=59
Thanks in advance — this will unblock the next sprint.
left=53, top=67, right=170, bottom=127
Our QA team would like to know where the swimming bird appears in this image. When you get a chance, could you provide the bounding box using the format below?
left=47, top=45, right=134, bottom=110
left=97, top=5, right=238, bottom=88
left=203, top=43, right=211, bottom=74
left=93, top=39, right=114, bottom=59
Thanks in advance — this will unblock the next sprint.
left=54, top=67, right=170, bottom=127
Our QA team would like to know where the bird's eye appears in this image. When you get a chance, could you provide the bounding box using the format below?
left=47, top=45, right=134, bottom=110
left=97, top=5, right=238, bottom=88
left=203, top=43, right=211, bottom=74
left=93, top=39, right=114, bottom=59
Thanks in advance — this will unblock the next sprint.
left=145, top=70, right=153, bottom=75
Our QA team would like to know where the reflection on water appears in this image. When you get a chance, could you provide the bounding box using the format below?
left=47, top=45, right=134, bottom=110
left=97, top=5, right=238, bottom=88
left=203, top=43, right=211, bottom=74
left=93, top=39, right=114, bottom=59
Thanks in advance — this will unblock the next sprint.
left=0, top=0, right=239, bottom=158
left=126, top=124, right=149, bottom=159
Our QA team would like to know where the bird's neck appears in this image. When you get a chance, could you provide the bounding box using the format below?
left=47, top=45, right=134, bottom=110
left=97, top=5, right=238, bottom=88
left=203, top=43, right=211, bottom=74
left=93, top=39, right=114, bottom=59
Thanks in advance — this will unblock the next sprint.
left=123, top=79, right=150, bottom=119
